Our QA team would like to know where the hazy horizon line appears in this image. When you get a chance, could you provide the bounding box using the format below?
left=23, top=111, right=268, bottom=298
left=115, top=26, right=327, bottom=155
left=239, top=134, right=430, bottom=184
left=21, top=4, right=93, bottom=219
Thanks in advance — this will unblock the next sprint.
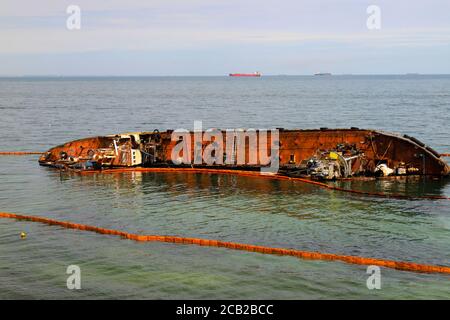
left=1, top=73, right=450, bottom=78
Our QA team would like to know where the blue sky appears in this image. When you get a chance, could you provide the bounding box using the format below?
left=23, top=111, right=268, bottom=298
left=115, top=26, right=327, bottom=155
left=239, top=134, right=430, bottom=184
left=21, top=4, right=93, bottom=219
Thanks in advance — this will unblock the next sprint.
left=1, top=0, right=450, bottom=75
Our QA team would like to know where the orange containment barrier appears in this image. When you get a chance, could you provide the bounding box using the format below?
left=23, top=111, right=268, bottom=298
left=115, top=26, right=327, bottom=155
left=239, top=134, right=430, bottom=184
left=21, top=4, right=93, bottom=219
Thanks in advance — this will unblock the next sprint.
left=0, top=151, right=43, bottom=155
left=80, top=167, right=450, bottom=201
left=1, top=211, right=450, bottom=275
left=1, top=151, right=449, bottom=200
left=441, top=153, right=450, bottom=157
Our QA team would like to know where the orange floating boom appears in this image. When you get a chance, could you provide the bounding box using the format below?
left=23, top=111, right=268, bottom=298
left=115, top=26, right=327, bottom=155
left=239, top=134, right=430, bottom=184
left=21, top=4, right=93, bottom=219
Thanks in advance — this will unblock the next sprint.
left=79, top=167, right=450, bottom=200
left=0, top=151, right=43, bottom=155
left=0, top=151, right=448, bottom=200
left=1, top=211, right=449, bottom=275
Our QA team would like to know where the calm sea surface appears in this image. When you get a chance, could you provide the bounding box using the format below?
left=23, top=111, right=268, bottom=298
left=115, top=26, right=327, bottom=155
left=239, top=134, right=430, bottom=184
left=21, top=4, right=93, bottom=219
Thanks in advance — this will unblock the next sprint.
left=0, top=75, right=449, bottom=299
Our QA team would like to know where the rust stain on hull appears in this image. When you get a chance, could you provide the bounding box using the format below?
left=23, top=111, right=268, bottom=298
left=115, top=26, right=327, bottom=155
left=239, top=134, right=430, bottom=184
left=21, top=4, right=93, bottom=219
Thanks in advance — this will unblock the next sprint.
left=38, top=128, right=449, bottom=179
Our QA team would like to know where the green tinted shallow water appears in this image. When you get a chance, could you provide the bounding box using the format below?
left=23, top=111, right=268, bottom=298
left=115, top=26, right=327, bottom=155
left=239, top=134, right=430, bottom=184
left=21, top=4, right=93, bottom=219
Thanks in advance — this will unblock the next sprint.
left=1, top=158, right=449, bottom=299
left=0, top=76, right=449, bottom=299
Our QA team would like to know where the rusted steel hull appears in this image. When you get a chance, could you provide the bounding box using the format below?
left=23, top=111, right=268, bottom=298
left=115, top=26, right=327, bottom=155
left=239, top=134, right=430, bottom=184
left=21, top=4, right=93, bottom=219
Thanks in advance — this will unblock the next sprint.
left=38, top=128, right=449, bottom=179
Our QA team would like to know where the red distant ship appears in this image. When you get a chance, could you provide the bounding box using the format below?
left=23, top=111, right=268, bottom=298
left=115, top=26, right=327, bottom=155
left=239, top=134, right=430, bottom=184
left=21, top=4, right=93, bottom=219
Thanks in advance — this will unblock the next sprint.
left=229, top=72, right=261, bottom=77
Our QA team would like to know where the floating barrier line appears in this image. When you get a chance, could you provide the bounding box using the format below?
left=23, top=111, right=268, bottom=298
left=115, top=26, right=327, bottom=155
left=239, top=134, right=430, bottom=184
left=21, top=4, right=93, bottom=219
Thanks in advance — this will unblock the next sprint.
left=0, top=151, right=449, bottom=200
left=0, top=151, right=43, bottom=155
left=80, top=167, right=450, bottom=201
left=1, top=211, right=449, bottom=275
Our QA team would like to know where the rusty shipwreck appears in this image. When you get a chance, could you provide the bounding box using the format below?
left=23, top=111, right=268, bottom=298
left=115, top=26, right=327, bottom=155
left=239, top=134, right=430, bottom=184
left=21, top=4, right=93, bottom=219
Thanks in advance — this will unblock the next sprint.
left=39, top=128, right=449, bottom=180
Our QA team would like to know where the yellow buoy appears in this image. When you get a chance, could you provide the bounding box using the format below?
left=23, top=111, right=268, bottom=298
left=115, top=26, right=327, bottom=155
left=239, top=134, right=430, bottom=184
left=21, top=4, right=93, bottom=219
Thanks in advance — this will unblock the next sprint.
left=20, top=232, right=27, bottom=239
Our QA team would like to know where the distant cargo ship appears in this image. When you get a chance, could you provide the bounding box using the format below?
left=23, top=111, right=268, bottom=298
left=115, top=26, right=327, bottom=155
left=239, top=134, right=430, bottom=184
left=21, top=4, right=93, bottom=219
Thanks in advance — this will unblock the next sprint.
left=314, top=72, right=332, bottom=76
left=229, top=72, right=261, bottom=77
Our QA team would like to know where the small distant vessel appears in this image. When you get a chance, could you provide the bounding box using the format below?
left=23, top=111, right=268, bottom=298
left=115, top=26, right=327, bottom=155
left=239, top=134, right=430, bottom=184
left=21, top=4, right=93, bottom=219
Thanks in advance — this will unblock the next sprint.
left=314, top=72, right=332, bottom=76
left=229, top=72, right=261, bottom=77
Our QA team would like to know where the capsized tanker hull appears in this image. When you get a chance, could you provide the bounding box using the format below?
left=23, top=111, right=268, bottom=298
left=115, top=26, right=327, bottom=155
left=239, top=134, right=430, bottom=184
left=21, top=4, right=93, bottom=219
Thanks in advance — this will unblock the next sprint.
left=38, top=128, right=449, bottom=180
